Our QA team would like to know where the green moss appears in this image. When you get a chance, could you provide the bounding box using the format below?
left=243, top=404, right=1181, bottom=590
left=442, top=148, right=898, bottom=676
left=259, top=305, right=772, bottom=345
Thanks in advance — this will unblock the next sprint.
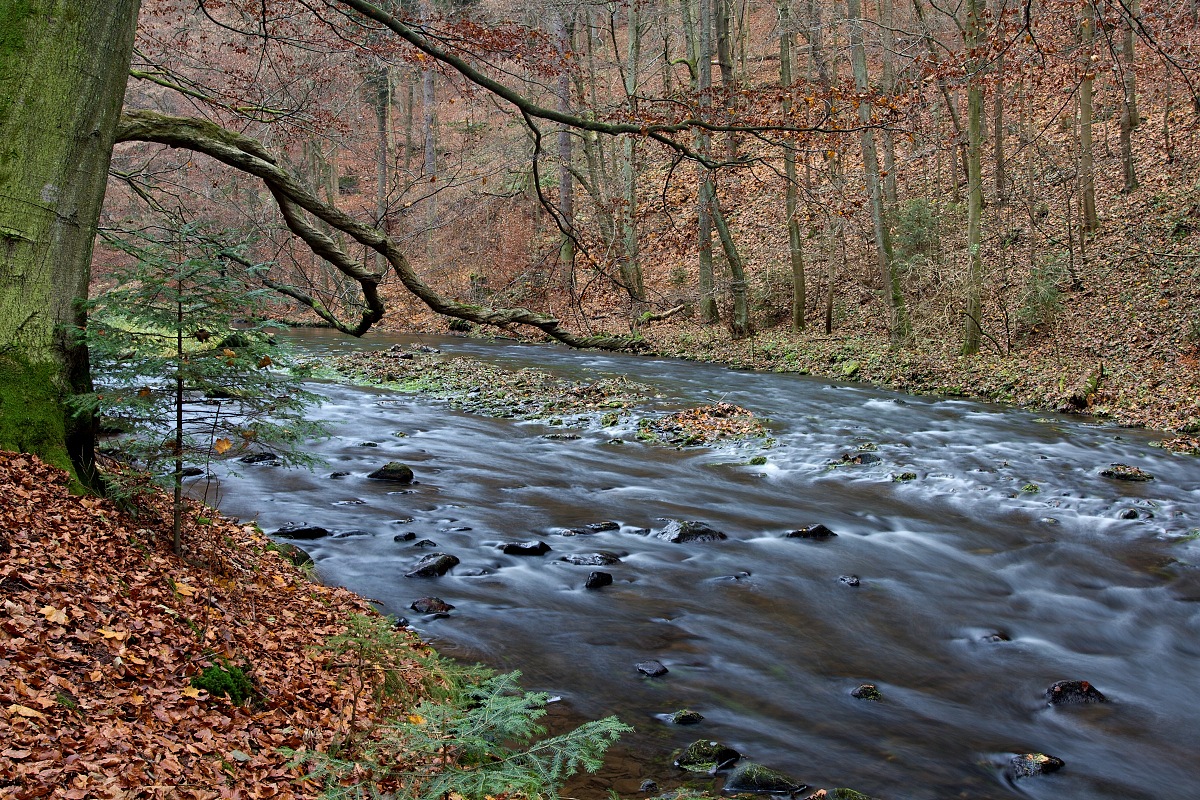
left=191, top=662, right=256, bottom=705
left=0, top=356, right=74, bottom=476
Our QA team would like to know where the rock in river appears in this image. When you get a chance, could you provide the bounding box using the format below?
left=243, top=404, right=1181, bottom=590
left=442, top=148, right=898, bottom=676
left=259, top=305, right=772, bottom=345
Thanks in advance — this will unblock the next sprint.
left=501, top=540, right=551, bottom=556
left=560, top=552, right=622, bottom=566
left=274, top=543, right=313, bottom=567
left=674, top=739, right=740, bottom=772
left=410, top=596, right=454, bottom=613
left=784, top=524, right=836, bottom=539
left=656, top=519, right=727, bottom=543
left=1010, top=753, right=1066, bottom=778
left=723, top=762, right=807, bottom=794
left=1100, top=463, right=1153, bottom=482
left=274, top=524, right=330, bottom=540
left=1045, top=679, right=1107, bottom=705
left=851, top=684, right=883, bottom=701
left=367, top=462, right=415, bottom=483
left=585, top=571, right=613, bottom=589
left=668, top=709, right=704, bottom=725
left=406, top=553, right=460, bottom=578
left=637, top=660, right=668, bottom=677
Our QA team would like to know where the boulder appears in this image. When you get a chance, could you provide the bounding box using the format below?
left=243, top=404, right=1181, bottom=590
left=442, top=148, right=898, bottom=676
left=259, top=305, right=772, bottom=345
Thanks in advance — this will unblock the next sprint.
left=668, top=709, right=704, bottom=725
left=723, top=763, right=807, bottom=794
left=638, top=780, right=659, bottom=793
left=1100, top=463, right=1153, bottom=481
left=585, top=572, right=613, bottom=590
left=560, top=552, right=623, bottom=566
left=1045, top=680, right=1107, bottom=705
left=410, top=596, right=454, bottom=613
left=405, top=553, right=460, bottom=578
left=329, top=471, right=351, bottom=479
left=394, top=532, right=417, bottom=542
left=412, top=539, right=439, bottom=548
left=835, top=452, right=881, bottom=466
left=637, top=660, right=669, bottom=677
left=501, top=540, right=551, bottom=556
left=240, top=451, right=279, bottom=464
left=674, top=739, right=740, bottom=772
left=180, top=466, right=204, bottom=477
left=784, top=524, right=836, bottom=539
left=656, top=519, right=727, bottom=543
left=274, top=524, right=331, bottom=540
left=586, top=521, right=620, bottom=533
left=1010, top=753, right=1065, bottom=779
left=367, top=462, right=415, bottom=483
left=331, top=529, right=373, bottom=539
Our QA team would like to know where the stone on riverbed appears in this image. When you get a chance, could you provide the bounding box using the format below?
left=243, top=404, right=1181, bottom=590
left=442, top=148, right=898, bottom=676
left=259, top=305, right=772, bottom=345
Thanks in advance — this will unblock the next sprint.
left=1045, top=680, right=1107, bottom=705
left=560, top=552, right=622, bottom=566
left=722, top=762, right=807, bottom=794
left=674, top=739, right=740, bottom=772
left=585, top=572, right=613, bottom=589
left=367, top=462, right=415, bottom=483
left=274, top=524, right=331, bottom=540
left=1100, top=463, right=1153, bottom=481
left=851, top=683, right=883, bottom=701
left=501, top=540, right=551, bottom=556
left=668, top=709, right=704, bottom=725
left=656, top=519, right=727, bottom=543
left=637, top=660, right=669, bottom=677
left=405, top=553, right=460, bottom=578
left=410, top=596, right=454, bottom=613
left=784, top=524, right=836, bottom=539
left=1010, top=753, right=1066, bottom=778
left=240, top=451, right=280, bottom=464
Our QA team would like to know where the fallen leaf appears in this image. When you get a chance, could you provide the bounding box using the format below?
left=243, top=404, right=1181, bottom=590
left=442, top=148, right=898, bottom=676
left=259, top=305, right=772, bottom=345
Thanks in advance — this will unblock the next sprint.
left=7, top=704, right=48, bottom=720
left=182, top=686, right=202, bottom=699
left=40, top=605, right=68, bottom=624
left=213, top=438, right=233, bottom=455
left=174, top=581, right=198, bottom=597
left=99, top=628, right=128, bottom=641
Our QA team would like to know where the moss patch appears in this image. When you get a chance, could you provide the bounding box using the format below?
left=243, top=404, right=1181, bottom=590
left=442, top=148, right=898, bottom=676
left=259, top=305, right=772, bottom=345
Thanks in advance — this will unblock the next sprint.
left=0, top=356, right=73, bottom=476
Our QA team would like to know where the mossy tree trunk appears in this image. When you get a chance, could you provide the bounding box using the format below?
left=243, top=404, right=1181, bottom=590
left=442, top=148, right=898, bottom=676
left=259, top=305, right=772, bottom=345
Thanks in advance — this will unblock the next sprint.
left=0, top=0, right=141, bottom=484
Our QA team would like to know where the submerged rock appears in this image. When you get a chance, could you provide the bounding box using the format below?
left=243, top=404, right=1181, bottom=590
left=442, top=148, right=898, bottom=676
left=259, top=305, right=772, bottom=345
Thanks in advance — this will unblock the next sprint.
left=668, top=709, right=704, bottom=725
left=405, top=553, right=460, bottom=578
left=331, top=529, right=372, bottom=539
left=834, top=452, right=881, bottom=466
left=274, top=524, right=330, bottom=540
left=240, top=451, right=279, bottom=464
left=367, top=462, right=415, bottom=483
left=329, top=471, right=351, bottom=479
left=638, top=779, right=658, bottom=793
left=657, top=519, right=728, bottom=543
left=675, top=739, right=741, bottom=772
left=1010, top=753, right=1066, bottom=778
left=637, top=660, right=669, bottom=677
left=410, top=596, right=454, bottom=613
left=585, top=571, right=613, bottom=590
left=831, top=790, right=878, bottom=800
left=723, top=762, right=807, bottom=794
left=412, top=539, right=439, bottom=548
left=784, top=524, right=836, bottom=539
left=1100, top=463, right=1153, bottom=481
left=839, top=575, right=861, bottom=587
left=501, top=540, right=551, bottom=556
left=1045, top=680, right=1107, bottom=705
left=560, top=552, right=623, bottom=566
left=393, top=531, right=417, bottom=542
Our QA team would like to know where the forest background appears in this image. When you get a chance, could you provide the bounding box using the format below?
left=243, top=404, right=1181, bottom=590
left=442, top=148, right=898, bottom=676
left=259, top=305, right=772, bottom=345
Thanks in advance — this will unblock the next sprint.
left=97, top=0, right=1200, bottom=445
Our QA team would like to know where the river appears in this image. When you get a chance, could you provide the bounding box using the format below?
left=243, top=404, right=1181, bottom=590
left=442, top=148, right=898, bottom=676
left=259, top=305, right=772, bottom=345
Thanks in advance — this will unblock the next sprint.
left=205, top=329, right=1200, bottom=800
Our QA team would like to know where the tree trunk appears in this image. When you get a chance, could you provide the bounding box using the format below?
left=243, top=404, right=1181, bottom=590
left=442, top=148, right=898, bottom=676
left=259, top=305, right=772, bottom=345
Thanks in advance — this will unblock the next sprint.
left=0, top=0, right=140, bottom=484
left=554, top=10, right=576, bottom=288
left=696, top=0, right=719, bottom=323
left=780, top=0, right=805, bottom=331
left=848, top=0, right=909, bottom=342
left=991, top=0, right=1006, bottom=203
left=716, top=0, right=738, bottom=158
left=962, top=0, right=986, bottom=355
left=371, top=64, right=392, bottom=271
left=1079, top=0, right=1099, bottom=232
left=1119, top=0, right=1140, bottom=193
left=877, top=0, right=899, bottom=208
left=620, top=1, right=646, bottom=301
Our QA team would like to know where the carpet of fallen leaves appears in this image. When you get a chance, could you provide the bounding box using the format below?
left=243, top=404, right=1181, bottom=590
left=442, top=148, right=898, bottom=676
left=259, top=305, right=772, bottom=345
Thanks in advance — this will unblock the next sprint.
left=638, top=402, right=768, bottom=447
left=0, top=451, right=425, bottom=799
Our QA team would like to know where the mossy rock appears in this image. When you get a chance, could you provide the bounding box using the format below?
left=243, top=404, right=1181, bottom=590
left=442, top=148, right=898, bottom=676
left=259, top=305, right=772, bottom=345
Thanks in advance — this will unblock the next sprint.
left=675, top=739, right=740, bottom=772
left=367, top=462, right=415, bottom=483
left=669, top=709, right=704, bottom=725
left=723, top=762, right=806, bottom=794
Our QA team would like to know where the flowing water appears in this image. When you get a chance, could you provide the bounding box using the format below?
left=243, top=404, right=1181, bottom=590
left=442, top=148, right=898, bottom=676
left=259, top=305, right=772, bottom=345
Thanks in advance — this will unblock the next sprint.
left=207, top=330, right=1200, bottom=800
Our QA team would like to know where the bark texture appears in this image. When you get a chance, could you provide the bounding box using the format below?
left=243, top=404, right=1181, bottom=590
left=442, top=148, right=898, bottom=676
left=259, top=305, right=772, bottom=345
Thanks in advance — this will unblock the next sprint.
left=0, top=0, right=140, bottom=480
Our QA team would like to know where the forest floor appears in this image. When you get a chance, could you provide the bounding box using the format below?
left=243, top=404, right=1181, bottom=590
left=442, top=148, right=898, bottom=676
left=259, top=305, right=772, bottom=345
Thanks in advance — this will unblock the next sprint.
left=0, top=451, right=432, bottom=799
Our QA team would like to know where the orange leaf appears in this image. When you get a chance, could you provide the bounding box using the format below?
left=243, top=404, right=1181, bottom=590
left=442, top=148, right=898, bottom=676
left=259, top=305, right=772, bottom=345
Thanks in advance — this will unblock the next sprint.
left=181, top=686, right=202, bottom=699
left=99, top=628, right=128, bottom=641
left=213, top=438, right=233, bottom=455
left=40, top=605, right=68, bottom=624
left=174, top=581, right=197, bottom=597
left=257, top=355, right=272, bottom=368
